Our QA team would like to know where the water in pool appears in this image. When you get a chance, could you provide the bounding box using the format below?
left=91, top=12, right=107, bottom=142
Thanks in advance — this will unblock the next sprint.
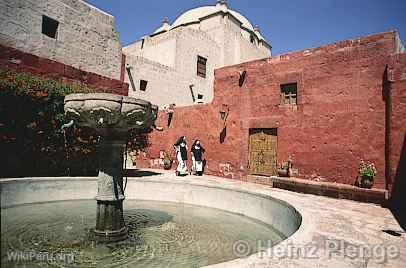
left=1, top=200, right=285, bottom=267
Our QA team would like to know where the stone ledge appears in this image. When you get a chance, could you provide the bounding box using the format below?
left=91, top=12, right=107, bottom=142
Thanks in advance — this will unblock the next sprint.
left=247, top=175, right=388, bottom=205
left=0, top=44, right=129, bottom=95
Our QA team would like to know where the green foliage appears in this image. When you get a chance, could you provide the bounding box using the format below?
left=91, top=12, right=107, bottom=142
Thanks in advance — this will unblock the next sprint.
left=0, top=69, right=98, bottom=177
left=358, top=159, right=377, bottom=180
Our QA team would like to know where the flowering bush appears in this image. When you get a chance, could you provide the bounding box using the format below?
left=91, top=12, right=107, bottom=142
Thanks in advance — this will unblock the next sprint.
left=0, top=69, right=97, bottom=177
left=0, top=69, right=151, bottom=177
left=358, top=159, right=377, bottom=179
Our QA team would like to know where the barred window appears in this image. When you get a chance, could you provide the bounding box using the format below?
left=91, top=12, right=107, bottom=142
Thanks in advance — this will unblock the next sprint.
left=197, top=56, right=207, bottom=78
left=280, top=83, right=297, bottom=105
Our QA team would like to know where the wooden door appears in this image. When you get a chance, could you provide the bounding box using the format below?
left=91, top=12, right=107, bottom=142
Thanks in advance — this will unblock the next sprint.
left=248, top=129, right=277, bottom=176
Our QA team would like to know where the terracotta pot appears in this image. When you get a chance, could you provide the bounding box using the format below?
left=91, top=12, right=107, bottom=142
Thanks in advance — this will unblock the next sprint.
left=163, top=159, right=172, bottom=170
left=278, top=168, right=289, bottom=177
left=360, top=175, right=374, bottom=189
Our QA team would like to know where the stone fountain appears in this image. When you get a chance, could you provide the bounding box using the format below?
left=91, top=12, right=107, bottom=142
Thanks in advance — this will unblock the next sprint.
left=64, top=93, right=158, bottom=242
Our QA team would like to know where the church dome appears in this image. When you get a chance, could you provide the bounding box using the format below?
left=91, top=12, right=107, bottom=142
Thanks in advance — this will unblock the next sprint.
left=170, top=1, right=266, bottom=41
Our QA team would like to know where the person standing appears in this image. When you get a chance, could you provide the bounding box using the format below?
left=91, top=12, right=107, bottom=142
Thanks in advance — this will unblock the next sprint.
left=174, top=136, right=188, bottom=176
left=191, top=140, right=205, bottom=176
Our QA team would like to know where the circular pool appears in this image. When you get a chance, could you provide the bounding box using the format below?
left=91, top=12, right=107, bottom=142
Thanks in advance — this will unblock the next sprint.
left=2, top=200, right=286, bottom=267
left=0, top=174, right=302, bottom=267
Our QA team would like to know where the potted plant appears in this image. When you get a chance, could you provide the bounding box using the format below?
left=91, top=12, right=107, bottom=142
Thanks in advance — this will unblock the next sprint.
left=277, top=155, right=293, bottom=177
left=358, top=159, right=377, bottom=189
left=277, top=162, right=289, bottom=177
left=163, top=151, right=173, bottom=170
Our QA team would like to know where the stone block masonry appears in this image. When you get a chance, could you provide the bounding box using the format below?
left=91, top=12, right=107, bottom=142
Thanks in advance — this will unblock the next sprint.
left=135, top=31, right=406, bottom=198
left=0, top=0, right=123, bottom=80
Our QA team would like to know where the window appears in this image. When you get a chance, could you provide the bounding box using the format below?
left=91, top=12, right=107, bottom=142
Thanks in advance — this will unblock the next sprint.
left=42, top=15, right=59, bottom=39
left=141, top=38, right=145, bottom=49
left=280, top=83, right=297, bottom=105
left=197, top=56, right=207, bottom=78
left=197, top=94, right=204, bottom=103
left=140, top=80, right=148, bottom=91
left=250, top=34, right=255, bottom=44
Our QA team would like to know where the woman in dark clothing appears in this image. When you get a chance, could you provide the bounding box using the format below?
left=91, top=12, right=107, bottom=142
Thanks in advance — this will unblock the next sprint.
left=191, top=140, right=205, bottom=176
left=174, top=136, right=188, bottom=176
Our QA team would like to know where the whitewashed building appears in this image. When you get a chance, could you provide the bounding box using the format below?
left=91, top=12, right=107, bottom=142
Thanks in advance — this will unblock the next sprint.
left=0, top=0, right=123, bottom=80
left=124, top=0, right=272, bottom=107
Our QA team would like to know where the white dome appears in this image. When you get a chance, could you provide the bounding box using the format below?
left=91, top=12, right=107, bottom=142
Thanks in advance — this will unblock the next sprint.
left=170, top=4, right=266, bottom=41
left=172, top=6, right=218, bottom=28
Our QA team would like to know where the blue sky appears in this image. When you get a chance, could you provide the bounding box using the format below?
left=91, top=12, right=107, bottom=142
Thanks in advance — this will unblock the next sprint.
left=86, top=0, right=406, bottom=55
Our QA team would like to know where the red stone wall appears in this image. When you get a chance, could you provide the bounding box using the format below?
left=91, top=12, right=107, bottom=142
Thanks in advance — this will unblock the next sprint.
left=212, top=31, right=398, bottom=188
left=136, top=31, right=406, bottom=191
left=0, top=44, right=129, bottom=95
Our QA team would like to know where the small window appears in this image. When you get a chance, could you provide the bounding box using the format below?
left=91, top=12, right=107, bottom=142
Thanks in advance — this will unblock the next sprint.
left=197, top=94, right=204, bottom=103
left=280, top=83, right=297, bottom=105
left=42, top=15, right=59, bottom=39
left=250, top=34, right=255, bottom=44
left=197, top=56, right=207, bottom=78
left=140, top=80, right=148, bottom=91
left=141, top=38, right=145, bottom=49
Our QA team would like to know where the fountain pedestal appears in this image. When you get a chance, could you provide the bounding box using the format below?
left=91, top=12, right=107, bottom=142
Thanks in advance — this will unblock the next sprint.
left=64, top=93, right=158, bottom=242
left=94, top=139, right=127, bottom=242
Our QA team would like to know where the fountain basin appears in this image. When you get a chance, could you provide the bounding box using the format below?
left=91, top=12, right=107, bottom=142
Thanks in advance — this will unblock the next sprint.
left=2, top=200, right=287, bottom=267
left=0, top=175, right=301, bottom=238
left=64, top=93, right=158, bottom=135
left=0, top=172, right=302, bottom=267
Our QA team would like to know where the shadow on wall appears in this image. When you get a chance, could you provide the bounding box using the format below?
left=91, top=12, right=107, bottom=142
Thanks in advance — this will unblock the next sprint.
left=383, top=65, right=392, bottom=192
left=390, top=133, right=406, bottom=231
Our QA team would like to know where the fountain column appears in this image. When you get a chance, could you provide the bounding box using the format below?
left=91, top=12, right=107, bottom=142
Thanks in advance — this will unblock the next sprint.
left=94, top=139, right=127, bottom=242
left=64, top=93, right=158, bottom=243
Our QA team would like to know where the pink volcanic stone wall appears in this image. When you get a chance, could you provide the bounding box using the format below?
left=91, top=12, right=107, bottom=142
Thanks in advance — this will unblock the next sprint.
left=136, top=31, right=406, bottom=195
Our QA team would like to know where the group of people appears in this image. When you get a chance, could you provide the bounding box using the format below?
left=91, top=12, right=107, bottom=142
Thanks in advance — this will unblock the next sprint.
left=173, top=136, right=205, bottom=176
